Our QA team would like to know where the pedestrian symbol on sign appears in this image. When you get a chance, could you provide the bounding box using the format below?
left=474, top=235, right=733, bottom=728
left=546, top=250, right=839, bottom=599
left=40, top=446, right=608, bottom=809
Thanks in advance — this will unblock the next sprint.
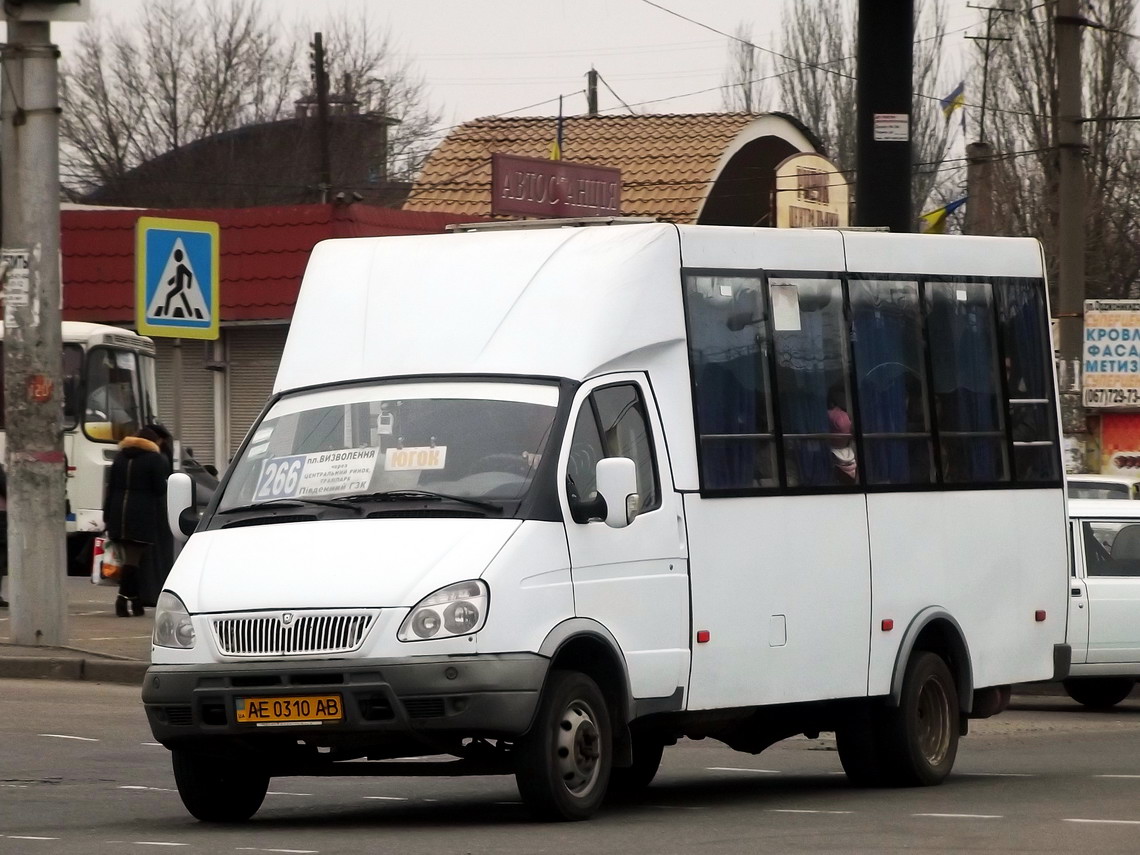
left=135, top=217, right=220, bottom=340
left=147, top=240, right=208, bottom=321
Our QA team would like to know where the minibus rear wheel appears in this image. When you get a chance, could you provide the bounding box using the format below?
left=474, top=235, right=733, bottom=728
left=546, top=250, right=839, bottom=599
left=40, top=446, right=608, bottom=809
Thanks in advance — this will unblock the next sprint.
left=514, top=670, right=612, bottom=820
left=172, top=748, right=269, bottom=822
left=880, top=651, right=959, bottom=786
left=1062, top=676, right=1136, bottom=710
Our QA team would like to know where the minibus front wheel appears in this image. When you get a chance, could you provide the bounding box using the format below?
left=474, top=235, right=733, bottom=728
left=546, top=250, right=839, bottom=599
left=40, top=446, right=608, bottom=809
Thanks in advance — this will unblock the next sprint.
left=514, top=669, right=613, bottom=821
left=171, top=748, right=270, bottom=822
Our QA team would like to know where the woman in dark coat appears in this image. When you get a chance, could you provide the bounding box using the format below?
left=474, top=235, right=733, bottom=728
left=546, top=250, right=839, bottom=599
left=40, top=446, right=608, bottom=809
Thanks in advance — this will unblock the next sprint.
left=103, top=426, right=171, bottom=617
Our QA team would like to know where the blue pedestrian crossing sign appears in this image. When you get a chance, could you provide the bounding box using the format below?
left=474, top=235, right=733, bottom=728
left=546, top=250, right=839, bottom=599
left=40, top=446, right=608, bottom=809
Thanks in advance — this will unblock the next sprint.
left=136, top=217, right=220, bottom=340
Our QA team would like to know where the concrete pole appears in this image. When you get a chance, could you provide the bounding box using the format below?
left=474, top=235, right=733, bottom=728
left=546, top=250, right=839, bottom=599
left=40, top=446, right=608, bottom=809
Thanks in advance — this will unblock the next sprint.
left=1, top=20, right=67, bottom=646
left=964, top=141, right=994, bottom=235
left=1055, top=0, right=1087, bottom=438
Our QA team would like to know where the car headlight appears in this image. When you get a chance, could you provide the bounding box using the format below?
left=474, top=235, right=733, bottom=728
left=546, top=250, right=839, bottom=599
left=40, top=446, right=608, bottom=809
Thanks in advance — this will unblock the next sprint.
left=153, top=591, right=196, bottom=649
left=398, top=580, right=488, bottom=642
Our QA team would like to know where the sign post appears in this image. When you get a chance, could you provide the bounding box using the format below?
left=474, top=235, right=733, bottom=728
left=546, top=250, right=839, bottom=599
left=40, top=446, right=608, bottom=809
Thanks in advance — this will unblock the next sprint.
left=136, top=217, right=221, bottom=461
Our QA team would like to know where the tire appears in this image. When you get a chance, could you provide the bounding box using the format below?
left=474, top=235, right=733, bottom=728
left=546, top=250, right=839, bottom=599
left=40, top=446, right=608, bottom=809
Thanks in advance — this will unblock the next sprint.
left=607, top=734, right=665, bottom=800
left=879, top=651, right=959, bottom=787
left=1063, top=677, right=1136, bottom=710
left=514, top=670, right=612, bottom=821
left=172, top=748, right=270, bottom=823
left=836, top=702, right=886, bottom=787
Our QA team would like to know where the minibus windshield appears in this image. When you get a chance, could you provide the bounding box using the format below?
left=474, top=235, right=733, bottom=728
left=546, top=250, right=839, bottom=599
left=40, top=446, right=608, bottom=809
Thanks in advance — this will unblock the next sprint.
left=218, top=381, right=559, bottom=513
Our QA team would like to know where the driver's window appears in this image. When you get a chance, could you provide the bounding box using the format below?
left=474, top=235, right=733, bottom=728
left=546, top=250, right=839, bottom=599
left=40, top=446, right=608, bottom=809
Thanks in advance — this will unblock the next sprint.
left=566, top=383, right=661, bottom=514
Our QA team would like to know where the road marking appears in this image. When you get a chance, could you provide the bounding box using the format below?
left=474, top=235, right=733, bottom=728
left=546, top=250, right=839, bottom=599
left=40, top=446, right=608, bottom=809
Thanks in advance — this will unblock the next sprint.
left=132, top=844, right=188, bottom=847
left=141, top=742, right=163, bottom=747
left=362, top=796, right=408, bottom=801
left=707, top=766, right=780, bottom=774
left=6, top=837, right=60, bottom=841
left=1095, top=774, right=1140, bottom=779
left=1064, top=818, right=1140, bottom=826
left=266, top=791, right=313, bottom=797
left=959, top=772, right=1031, bottom=777
left=38, top=733, right=98, bottom=742
left=236, top=850, right=320, bottom=854
left=914, top=813, right=1003, bottom=819
left=119, top=786, right=176, bottom=793
left=768, top=809, right=853, bottom=815
left=81, top=635, right=152, bottom=641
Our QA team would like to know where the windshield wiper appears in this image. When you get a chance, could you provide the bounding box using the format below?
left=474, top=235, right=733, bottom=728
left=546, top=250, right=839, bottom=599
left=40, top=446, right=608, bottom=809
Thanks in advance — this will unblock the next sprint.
left=339, top=490, right=502, bottom=514
left=218, top=497, right=363, bottom=516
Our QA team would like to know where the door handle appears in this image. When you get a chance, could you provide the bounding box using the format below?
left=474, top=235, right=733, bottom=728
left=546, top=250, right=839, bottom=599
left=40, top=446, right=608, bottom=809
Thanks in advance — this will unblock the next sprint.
left=1071, top=588, right=1082, bottom=597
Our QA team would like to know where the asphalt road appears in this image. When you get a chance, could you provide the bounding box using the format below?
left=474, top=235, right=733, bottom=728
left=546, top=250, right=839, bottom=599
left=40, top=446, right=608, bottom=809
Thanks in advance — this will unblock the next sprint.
left=3, top=679, right=1140, bottom=854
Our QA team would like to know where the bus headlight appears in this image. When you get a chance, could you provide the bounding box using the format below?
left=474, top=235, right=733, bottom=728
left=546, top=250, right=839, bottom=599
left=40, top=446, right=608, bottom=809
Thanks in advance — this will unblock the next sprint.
left=153, top=592, right=196, bottom=649
left=398, top=580, right=488, bottom=642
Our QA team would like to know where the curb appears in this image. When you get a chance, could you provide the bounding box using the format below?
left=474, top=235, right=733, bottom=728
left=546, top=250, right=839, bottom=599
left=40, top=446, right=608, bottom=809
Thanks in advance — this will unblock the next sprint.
left=0, top=655, right=147, bottom=686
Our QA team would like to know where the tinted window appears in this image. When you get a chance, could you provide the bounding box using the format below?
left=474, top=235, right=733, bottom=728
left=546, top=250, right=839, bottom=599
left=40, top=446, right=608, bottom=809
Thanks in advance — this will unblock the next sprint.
left=851, top=279, right=934, bottom=485
left=1084, top=521, right=1140, bottom=577
left=925, top=281, right=1008, bottom=483
left=770, top=277, right=856, bottom=488
left=685, top=274, right=778, bottom=490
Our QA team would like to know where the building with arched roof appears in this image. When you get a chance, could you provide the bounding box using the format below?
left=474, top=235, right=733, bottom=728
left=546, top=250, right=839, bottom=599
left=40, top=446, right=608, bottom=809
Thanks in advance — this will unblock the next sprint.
left=404, top=112, right=826, bottom=226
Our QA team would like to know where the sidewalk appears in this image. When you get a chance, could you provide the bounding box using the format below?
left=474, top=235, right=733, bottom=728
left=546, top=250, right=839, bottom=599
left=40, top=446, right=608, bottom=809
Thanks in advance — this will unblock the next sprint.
left=0, top=576, right=150, bottom=685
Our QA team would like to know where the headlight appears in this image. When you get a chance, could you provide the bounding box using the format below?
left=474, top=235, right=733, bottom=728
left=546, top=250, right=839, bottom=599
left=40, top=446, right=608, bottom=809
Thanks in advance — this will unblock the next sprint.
left=398, top=580, right=488, bottom=642
left=153, top=591, right=196, bottom=649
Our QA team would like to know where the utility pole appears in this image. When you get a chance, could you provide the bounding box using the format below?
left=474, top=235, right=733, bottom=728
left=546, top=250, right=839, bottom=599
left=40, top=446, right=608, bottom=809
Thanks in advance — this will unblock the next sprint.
left=311, top=32, right=331, bottom=204
left=1, top=19, right=67, bottom=646
left=586, top=67, right=598, bottom=117
left=963, top=4, right=1011, bottom=236
left=1055, top=0, right=1087, bottom=440
left=854, top=0, right=914, bottom=232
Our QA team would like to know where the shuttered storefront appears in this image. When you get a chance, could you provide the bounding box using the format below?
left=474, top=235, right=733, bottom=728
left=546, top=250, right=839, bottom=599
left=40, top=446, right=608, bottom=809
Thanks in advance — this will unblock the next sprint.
left=155, top=338, right=216, bottom=466
left=226, top=325, right=289, bottom=465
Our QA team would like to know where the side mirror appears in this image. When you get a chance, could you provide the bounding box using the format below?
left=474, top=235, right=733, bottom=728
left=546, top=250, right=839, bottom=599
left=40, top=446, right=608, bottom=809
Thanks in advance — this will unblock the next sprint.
left=595, top=457, right=640, bottom=529
left=167, top=472, right=196, bottom=542
left=204, top=464, right=218, bottom=477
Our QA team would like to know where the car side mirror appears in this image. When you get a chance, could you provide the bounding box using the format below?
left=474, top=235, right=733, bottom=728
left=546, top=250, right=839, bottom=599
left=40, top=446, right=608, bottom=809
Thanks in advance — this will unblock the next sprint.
left=167, top=472, right=197, bottom=542
left=595, top=457, right=640, bottom=529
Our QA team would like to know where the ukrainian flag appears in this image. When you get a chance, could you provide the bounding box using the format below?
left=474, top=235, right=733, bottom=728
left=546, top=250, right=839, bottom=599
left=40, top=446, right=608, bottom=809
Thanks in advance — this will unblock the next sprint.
left=940, top=81, right=965, bottom=120
left=919, top=197, right=968, bottom=234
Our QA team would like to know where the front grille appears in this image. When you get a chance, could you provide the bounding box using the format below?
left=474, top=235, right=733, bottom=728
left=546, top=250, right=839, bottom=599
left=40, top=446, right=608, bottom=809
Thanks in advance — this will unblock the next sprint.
left=164, top=706, right=194, bottom=726
left=211, top=610, right=379, bottom=657
left=404, top=698, right=446, bottom=719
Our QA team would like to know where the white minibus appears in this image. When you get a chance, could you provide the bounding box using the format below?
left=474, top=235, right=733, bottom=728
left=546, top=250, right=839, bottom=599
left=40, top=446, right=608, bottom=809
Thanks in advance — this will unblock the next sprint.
left=148, top=221, right=1070, bottom=822
left=0, top=321, right=159, bottom=567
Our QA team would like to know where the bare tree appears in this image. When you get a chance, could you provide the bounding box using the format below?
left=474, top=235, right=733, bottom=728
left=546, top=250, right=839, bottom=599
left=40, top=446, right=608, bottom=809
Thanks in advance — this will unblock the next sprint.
left=721, top=24, right=764, bottom=113
left=771, top=0, right=957, bottom=218
left=986, top=0, right=1140, bottom=299
left=59, top=0, right=439, bottom=196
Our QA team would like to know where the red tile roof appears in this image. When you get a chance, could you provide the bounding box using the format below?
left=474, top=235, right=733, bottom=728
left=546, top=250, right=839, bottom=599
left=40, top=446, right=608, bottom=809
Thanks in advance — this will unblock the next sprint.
left=404, top=113, right=822, bottom=222
left=63, top=203, right=476, bottom=323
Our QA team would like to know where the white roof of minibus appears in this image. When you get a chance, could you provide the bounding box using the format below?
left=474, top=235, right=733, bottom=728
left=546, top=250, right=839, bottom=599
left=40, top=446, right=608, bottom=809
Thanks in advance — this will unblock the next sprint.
left=1070, top=498, right=1140, bottom=519
left=0, top=321, right=140, bottom=342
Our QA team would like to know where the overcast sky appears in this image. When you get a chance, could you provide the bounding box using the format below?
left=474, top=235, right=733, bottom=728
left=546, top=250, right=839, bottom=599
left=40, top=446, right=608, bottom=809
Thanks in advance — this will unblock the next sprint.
left=44, top=0, right=980, bottom=134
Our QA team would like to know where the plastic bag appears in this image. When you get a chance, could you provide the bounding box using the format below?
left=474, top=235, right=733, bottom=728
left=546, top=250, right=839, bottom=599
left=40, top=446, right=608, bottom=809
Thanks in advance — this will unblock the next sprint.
left=90, top=536, right=123, bottom=586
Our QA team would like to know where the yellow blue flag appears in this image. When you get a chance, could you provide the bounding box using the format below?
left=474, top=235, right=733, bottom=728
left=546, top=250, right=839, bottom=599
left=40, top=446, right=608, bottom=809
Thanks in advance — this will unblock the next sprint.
left=940, top=81, right=965, bottom=120
left=919, top=197, right=967, bottom=234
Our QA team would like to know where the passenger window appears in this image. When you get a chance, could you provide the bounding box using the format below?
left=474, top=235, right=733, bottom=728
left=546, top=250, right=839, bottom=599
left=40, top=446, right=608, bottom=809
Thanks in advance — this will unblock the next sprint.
left=1084, top=521, right=1140, bottom=577
left=684, top=273, right=778, bottom=490
left=770, top=277, right=857, bottom=488
left=925, top=281, right=1008, bottom=484
left=997, top=279, right=1060, bottom=482
left=566, top=384, right=661, bottom=517
left=850, top=279, right=934, bottom=485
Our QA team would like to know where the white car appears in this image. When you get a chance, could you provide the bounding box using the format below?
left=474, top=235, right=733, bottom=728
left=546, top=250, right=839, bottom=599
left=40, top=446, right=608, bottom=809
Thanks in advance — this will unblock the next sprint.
left=1065, top=499, right=1140, bottom=707
left=1067, top=474, right=1139, bottom=500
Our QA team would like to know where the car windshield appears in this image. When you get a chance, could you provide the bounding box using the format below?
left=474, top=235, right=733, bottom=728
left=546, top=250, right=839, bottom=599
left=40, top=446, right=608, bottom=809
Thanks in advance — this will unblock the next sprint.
left=1068, top=481, right=1132, bottom=500
left=217, top=381, right=558, bottom=513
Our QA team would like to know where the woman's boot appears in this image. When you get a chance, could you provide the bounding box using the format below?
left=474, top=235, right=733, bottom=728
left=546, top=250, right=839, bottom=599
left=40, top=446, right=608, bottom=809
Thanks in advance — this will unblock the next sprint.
left=131, top=598, right=145, bottom=617
left=115, top=595, right=130, bottom=618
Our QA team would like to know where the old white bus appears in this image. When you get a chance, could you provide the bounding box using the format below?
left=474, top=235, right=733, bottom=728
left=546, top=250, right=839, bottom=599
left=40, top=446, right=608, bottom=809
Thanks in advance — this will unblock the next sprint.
left=0, top=321, right=159, bottom=568
left=150, top=221, right=1069, bottom=822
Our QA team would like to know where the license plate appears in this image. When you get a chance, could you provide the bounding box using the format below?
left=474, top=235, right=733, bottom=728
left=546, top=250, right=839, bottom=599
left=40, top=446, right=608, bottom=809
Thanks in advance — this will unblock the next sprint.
left=235, top=694, right=343, bottom=725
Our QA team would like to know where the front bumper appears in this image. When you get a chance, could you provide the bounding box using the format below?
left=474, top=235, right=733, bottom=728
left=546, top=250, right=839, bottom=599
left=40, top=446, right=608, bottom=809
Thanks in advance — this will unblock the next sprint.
left=142, top=653, right=548, bottom=748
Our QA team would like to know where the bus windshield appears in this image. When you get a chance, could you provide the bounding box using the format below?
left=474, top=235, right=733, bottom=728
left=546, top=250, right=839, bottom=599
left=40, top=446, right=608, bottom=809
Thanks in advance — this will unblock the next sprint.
left=83, top=346, right=150, bottom=442
left=217, top=381, right=559, bottom=513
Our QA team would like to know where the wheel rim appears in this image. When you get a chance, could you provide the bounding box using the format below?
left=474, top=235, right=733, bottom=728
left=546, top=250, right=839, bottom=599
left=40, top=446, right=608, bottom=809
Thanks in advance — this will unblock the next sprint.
left=554, top=697, right=602, bottom=797
left=915, top=675, right=952, bottom=766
